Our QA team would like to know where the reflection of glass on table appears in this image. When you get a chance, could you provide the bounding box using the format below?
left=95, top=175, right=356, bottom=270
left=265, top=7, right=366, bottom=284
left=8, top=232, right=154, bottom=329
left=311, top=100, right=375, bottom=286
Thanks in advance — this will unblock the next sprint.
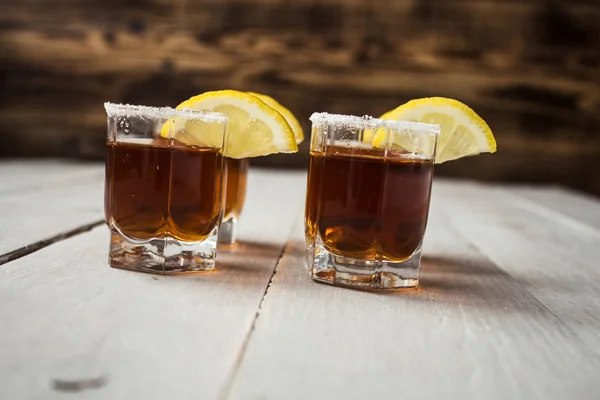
left=305, top=112, right=439, bottom=289
left=104, top=103, right=227, bottom=274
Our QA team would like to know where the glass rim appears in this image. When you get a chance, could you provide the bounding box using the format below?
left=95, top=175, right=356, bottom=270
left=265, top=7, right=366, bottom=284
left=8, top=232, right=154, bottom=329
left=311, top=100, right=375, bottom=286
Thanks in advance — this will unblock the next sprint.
left=104, top=102, right=227, bottom=124
left=309, top=112, right=440, bottom=136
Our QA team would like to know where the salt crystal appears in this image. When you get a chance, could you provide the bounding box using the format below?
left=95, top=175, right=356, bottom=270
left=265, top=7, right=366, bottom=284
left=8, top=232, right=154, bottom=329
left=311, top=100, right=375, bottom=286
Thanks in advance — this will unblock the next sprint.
left=309, top=112, right=439, bottom=135
left=104, top=102, right=227, bottom=124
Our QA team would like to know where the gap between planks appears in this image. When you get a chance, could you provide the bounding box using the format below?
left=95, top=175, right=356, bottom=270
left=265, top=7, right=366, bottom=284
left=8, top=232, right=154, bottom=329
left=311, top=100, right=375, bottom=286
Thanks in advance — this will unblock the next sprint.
left=0, top=220, right=104, bottom=266
left=0, top=162, right=105, bottom=257
left=0, top=169, right=308, bottom=399
left=218, top=202, right=305, bottom=400
left=225, top=184, right=600, bottom=399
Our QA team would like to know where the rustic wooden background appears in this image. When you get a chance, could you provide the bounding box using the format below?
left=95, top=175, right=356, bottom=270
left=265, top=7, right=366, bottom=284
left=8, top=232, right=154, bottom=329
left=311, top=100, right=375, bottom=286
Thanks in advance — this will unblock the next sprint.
left=0, top=0, right=599, bottom=194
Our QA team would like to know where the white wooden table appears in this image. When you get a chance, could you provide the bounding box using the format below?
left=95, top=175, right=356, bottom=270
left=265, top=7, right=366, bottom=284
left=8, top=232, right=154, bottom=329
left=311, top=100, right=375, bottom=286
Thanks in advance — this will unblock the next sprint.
left=1, top=161, right=599, bottom=400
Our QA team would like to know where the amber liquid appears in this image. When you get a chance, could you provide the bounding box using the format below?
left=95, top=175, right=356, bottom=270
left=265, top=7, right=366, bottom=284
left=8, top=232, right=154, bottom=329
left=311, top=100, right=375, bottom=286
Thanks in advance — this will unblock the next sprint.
left=105, top=140, right=224, bottom=242
left=305, top=146, right=433, bottom=261
left=223, top=158, right=249, bottom=220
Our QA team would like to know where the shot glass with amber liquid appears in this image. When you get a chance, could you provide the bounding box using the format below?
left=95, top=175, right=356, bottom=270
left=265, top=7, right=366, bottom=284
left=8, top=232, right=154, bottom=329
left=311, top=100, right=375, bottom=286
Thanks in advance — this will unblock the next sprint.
left=305, top=113, right=439, bottom=289
left=104, top=103, right=227, bottom=274
left=219, top=157, right=249, bottom=245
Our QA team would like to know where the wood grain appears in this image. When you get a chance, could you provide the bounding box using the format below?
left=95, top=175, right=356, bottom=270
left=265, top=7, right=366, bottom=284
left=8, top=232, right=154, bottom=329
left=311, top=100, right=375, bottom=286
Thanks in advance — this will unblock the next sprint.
left=0, top=170, right=306, bottom=399
left=1, top=0, right=600, bottom=194
left=434, top=180, right=600, bottom=356
left=2, top=167, right=600, bottom=399
left=226, top=180, right=600, bottom=399
left=507, top=185, right=600, bottom=231
left=0, top=160, right=102, bottom=194
left=0, top=162, right=105, bottom=260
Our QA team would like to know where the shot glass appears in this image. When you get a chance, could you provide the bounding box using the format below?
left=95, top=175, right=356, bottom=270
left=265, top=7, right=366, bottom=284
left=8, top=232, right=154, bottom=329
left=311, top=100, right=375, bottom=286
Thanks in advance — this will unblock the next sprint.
left=218, top=157, right=250, bottom=245
left=305, top=112, right=439, bottom=289
left=104, top=103, right=228, bottom=274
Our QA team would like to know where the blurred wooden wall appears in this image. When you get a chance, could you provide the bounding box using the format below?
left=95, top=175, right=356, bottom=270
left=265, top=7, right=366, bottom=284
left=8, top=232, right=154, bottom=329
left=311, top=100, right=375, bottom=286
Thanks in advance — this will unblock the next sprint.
left=1, top=0, right=599, bottom=194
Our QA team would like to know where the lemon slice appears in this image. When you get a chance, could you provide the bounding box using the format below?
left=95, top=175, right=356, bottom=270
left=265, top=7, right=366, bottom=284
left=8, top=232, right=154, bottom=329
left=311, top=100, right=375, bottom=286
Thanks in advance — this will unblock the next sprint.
left=376, top=97, right=496, bottom=163
left=247, top=92, right=304, bottom=144
left=162, top=90, right=297, bottom=158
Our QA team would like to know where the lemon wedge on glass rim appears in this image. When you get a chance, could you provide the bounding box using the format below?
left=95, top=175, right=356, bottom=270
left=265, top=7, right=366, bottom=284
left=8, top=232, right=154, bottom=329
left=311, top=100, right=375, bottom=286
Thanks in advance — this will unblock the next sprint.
left=374, top=97, right=497, bottom=163
left=247, top=92, right=304, bottom=145
left=161, top=90, right=298, bottom=159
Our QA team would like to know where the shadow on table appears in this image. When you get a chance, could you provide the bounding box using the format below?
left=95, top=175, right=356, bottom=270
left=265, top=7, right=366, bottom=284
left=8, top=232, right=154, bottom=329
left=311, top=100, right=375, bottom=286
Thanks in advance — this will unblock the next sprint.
left=421, top=255, right=506, bottom=276
left=221, top=240, right=283, bottom=255
left=134, top=241, right=286, bottom=289
left=412, top=255, right=547, bottom=314
left=216, top=240, right=283, bottom=274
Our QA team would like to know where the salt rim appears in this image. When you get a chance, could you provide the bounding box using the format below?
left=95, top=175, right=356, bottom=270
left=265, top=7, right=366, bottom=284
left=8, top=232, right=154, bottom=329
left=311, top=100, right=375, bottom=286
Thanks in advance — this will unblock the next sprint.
left=104, top=102, right=227, bottom=123
left=309, top=112, right=439, bottom=135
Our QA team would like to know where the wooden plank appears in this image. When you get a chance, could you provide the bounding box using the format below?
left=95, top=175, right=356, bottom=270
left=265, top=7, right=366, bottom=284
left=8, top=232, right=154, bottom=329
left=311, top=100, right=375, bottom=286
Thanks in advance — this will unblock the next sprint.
left=433, top=180, right=600, bottom=357
left=0, top=170, right=306, bottom=399
left=0, top=161, right=103, bottom=194
left=0, top=163, right=105, bottom=261
left=226, top=181, right=600, bottom=400
left=507, top=185, right=600, bottom=231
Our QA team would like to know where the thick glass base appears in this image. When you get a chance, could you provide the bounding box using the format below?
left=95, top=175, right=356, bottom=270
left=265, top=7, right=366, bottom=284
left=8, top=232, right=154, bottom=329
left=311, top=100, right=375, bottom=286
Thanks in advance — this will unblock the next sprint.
left=217, top=217, right=237, bottom=246
left=109, top=226, right=218, bottom=274
left=307, top=235, right=421, bottom=290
